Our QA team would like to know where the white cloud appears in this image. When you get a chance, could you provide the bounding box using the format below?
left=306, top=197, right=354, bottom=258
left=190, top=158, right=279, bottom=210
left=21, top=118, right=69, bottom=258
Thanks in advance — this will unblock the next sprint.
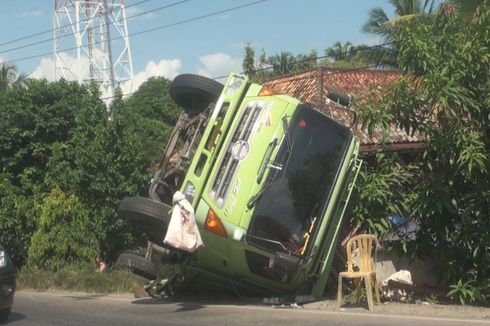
left=30, top=53, right=182, bottom=94
left=31, top=57, right=56, bottom=81
left=197, top=52, right=242, bottom=78
left=31, top=54, right=181, bottom=96
left=31, top=52, right=90, bottom=82
left=21, top=10, right=44, bottom=17
left=122, top=58, right=181, bottom=94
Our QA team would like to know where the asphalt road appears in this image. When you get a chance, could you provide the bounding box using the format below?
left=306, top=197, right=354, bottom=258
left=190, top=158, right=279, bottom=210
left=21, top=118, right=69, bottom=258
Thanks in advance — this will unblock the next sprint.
left=4, top=291, right=490, bottom=326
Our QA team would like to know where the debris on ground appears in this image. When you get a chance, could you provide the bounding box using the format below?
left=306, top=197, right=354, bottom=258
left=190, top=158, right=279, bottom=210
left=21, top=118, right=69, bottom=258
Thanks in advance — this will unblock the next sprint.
left=263, top=294, right=315, bottom=308
left=294, top=295, right=315, bottom=304
left=382, top=270, right=413, bottom=286
left=382, top=270, right=414, bottom=302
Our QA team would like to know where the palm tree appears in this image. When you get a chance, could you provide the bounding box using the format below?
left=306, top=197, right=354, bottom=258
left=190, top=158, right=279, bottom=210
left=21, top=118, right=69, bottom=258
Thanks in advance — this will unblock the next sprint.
left=0, top=62, right=28, bottom=91
left=361, top=0, right=437, bottom=68
left=268, top=51, right=296, bottom=76
left=325, top=41, right=354, bottom=61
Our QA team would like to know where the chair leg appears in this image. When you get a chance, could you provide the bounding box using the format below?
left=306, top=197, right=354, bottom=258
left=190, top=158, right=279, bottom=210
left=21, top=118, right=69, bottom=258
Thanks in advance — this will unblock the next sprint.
left=354, top=278, right=361, bottom=303
left=372, top=274, right=381, bottom=305
left=337, top=275, right=343, bottom=307
left=364, top=275, right=374, bottom=312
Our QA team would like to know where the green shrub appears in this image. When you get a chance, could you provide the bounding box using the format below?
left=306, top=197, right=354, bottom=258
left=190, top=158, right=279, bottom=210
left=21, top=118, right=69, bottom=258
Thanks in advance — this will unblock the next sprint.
left=27, top=188, right=98, bottom=271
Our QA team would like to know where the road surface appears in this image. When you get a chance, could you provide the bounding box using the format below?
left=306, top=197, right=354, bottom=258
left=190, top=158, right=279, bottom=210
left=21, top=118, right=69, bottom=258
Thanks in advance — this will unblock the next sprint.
left=5, top=291, right=490, bottom=326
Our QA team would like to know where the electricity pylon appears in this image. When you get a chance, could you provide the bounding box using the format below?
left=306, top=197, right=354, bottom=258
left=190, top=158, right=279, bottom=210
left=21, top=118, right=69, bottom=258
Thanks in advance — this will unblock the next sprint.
left=54, top=0, right=133, bottom=105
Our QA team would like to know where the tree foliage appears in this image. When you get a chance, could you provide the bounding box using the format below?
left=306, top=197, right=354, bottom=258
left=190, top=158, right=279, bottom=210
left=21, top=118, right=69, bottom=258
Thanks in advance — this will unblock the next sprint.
left=0, top=79, right=94, bottom=266
left=354, top=2, right=490, bottom=302
left=27, top=188, right=98, bottom=271
left=0, top=61, right=27, bottom=92
left=361, top=0, right=437, bottom=68
left=241, top=44, right=317, bottom=81
left=321, top=42, right=372, bottom=69
left=0, top=77, right=178, bottom=268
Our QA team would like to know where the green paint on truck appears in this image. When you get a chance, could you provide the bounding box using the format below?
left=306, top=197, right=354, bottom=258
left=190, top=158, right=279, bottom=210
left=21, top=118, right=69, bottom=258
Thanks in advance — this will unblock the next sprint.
left=118, top=73, right=361, bottom=297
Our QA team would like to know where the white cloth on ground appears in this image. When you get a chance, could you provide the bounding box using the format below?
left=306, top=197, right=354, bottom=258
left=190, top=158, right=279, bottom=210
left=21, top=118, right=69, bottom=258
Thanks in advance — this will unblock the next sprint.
left=382, top=269, right=413, bottom=286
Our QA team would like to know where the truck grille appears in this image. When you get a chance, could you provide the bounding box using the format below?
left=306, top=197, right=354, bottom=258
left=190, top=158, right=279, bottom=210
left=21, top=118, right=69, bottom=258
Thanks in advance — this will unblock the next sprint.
left=210, top=101, right=265, bottom=207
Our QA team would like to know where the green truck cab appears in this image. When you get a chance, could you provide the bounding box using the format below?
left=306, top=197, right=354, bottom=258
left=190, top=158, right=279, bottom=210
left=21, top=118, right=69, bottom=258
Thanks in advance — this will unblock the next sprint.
left=118, top=73, right=361, bottom=297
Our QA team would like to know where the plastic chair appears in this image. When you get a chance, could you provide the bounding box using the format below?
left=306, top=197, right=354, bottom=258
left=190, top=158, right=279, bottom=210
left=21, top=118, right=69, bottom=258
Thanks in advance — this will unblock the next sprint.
left=337, top=234, right=381, bottom=311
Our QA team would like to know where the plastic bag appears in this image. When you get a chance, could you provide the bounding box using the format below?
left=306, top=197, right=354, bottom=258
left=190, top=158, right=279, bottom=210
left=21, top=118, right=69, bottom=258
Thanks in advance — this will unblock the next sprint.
left=164, top=191, right=203, bottom=252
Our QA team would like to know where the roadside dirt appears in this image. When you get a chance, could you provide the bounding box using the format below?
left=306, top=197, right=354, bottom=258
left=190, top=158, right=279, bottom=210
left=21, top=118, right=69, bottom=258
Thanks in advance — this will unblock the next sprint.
left=139, top=287, right=490, bottom=321
left=306, top=298, right=490, bottom=320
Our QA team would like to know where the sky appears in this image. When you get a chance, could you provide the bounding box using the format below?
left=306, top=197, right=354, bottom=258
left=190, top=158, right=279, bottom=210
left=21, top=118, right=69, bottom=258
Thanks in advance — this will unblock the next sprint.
left=0, top=0, right=396, bottom=92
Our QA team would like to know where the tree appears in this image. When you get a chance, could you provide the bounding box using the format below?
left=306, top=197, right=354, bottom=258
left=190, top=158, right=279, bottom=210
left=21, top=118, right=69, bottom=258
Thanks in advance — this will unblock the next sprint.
left=325, top=41, right=354, bottom=61
left=268, top=51, right=296, bottom=76
left=0, top=79, right=95, bottom=266
left=293, top=49, right=318, bottom=72
left=0, top=62, right=27, bottom=91
left=354, top=2, right=490, bottom=303
left=27, top=188, right=98, bottom=271
left=44, top=88, right=157, bottom=260
left=242, top=42, right=256, bottom=78
left=0, top=77, right=178, bottom=268
left=320, top=42, right=372, bottom=69
left=123, top=77, right=180, bottom=165
left=361, top=0, right=437, bottom=68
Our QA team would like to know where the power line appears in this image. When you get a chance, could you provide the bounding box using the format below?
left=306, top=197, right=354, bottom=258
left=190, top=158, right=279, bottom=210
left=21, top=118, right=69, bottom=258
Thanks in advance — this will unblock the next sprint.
left=0, top=0, right=191, bottom=55
left=0, top=0, right=153, bottom=48
left=212, top=41, right=392, bottom=81
left=128, top=0, right=269, bottom=37
left=9, top=0, right=271, bottom=64
left=23, top=42, right=392, bottom=102
left=97, top=60, right=392, bottom=102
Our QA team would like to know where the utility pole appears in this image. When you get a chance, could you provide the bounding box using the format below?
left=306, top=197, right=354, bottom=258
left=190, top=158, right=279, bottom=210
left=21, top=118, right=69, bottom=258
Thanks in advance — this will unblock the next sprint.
left=54, top=0, right=133, bottom=107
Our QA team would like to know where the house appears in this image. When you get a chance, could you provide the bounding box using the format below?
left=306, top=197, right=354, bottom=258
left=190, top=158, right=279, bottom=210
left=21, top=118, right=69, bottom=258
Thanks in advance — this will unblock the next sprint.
left=262, top=67, right=425, bottom=154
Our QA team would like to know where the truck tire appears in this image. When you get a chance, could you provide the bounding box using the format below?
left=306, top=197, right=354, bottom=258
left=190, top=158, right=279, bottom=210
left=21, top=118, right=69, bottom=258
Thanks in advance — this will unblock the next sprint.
left=118, top=197, right=171, bottom=244
left=170, top=74, right=223, bottom=115
left=0, top=307, right=11, bottom=322
left=115, top=252, right=157, bottom=280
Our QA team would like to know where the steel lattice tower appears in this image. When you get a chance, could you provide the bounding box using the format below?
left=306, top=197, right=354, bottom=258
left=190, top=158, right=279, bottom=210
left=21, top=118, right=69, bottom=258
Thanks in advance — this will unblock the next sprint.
left=54, top=0, right=133, bottom=104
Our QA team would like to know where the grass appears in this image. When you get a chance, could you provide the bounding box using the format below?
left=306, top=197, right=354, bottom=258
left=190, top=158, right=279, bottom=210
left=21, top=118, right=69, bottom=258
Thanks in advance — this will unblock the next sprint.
left=17, top=267, right=145, bottom=294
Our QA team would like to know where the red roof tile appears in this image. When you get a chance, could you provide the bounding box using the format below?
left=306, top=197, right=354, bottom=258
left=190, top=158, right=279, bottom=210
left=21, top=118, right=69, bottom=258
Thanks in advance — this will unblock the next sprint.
left=263, top=67, right=425, bottom=152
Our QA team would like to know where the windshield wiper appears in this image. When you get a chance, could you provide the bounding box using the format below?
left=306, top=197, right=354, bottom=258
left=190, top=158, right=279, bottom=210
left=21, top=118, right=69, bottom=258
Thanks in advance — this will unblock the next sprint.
left=248, top=118, right=293, bottom=209
left=247, top=182, right=272, bottom=209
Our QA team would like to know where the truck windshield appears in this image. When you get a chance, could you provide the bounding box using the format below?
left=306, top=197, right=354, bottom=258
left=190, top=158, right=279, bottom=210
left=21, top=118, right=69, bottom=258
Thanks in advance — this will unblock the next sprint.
left=248, top=104, right=352, bottom=255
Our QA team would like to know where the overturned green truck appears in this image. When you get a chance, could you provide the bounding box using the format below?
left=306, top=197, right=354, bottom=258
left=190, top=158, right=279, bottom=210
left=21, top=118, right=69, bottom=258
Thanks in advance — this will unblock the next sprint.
left=118, top=73, right=361, bottom=297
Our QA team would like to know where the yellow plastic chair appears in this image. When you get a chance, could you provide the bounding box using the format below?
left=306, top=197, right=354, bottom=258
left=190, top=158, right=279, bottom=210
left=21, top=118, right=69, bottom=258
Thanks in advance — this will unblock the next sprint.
left=337, top=234, right=381, bottom=311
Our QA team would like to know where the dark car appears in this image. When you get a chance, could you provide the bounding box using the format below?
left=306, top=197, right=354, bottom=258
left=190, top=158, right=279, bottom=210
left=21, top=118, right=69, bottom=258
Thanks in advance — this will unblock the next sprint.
left=0, top=245, right=16, bottom=323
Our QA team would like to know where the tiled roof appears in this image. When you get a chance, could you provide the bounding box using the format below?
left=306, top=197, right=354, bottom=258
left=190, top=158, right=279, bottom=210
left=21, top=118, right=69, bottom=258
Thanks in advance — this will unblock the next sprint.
left=263, top=67, right=425, bottom=152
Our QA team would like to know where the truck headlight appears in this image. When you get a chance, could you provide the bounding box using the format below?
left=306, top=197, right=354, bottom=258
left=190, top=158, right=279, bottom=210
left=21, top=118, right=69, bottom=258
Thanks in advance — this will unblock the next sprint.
left=225, top=76, right=244, bottom=95
left=183, top=182, right=196, bottom=203
left=0, top=250, right=5, bottom=268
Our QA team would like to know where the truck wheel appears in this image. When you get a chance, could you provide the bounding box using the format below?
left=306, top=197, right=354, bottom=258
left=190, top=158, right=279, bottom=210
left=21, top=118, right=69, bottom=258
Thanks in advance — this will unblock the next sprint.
left=115, top=252, right=157, bottom=280
left=170, top=74, right=223, bottom=115
left=118, top=197, right=171, bottom=244
left=0, top=307, right=11, bottom=322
